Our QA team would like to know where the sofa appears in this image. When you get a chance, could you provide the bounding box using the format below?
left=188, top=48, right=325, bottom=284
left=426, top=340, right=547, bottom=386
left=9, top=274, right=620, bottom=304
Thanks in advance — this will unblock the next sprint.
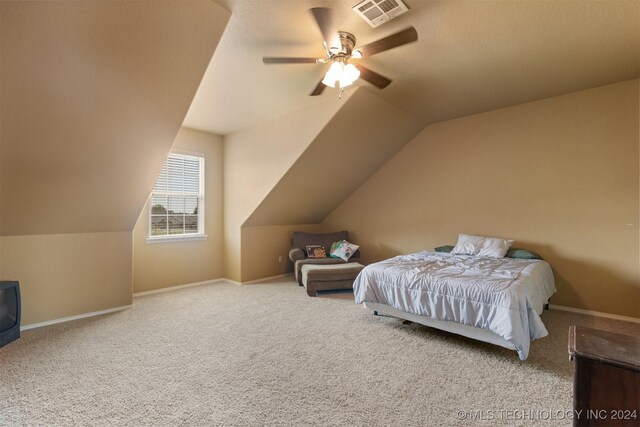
left=289, top=231, right=360, bottom=286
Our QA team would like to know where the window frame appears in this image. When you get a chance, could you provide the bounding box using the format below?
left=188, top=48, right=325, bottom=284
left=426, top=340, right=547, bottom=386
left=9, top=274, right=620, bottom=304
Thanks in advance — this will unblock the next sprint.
left=146, top=150, right=207, bottom=243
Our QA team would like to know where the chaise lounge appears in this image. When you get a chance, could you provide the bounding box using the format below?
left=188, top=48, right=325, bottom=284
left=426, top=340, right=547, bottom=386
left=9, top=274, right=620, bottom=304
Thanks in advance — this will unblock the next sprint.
left=288, top=231, right=362, bottom=290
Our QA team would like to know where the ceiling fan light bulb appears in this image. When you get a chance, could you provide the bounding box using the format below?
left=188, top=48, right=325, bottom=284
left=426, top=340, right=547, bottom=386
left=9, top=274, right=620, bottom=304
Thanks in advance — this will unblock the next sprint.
left=322, top=75, right=336, bottom=88
left=339, top=77, right=354, bottom=88
left=322, top=61, right=344, bottom=87
left=340, top=63, right=360, bottom=86
left=328, top=61, right=344, bottom=78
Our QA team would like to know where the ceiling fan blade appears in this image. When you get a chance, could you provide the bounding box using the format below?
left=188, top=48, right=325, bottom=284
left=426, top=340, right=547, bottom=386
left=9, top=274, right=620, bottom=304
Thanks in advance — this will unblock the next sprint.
left=309, top=7, right=341, bottom=51
left=357, top=27, right=418, bottom=58
left=263, top=57, right=319, bottom=64
left=358, top=65, right=392, bottom=89
left=310, top=79, right=326, bottom=96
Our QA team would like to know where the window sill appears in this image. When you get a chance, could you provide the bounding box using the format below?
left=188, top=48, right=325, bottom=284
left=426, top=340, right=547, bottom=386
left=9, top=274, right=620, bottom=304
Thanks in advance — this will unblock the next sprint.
left=146, top=234, right=208, bottom=244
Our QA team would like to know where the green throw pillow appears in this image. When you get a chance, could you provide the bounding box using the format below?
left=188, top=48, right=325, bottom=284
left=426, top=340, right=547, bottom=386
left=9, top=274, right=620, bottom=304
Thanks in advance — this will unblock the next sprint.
left=329, top=240, right=344, bottom=258
left=332, top=240, right=359, bottom=262
left=434, top=245, right=454, bottom=253
left=506, top=248, right=543, bottom=260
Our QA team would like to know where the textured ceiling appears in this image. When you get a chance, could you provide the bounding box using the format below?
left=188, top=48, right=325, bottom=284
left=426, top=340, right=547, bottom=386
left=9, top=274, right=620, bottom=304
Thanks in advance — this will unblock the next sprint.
left=184, top=0, right=640, bottom=135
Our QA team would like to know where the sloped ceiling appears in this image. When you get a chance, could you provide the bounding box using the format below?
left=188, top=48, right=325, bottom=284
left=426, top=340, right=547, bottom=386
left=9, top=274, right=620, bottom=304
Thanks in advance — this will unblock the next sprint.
left=185, top=0, right=639, bottom=135
left=1, top=1, right=230, bottom=236
left=222, top=90, right=353, bottom=280
left=223, top=90, right=353, bottom=228
left=244, top=87, right=423, bottom=226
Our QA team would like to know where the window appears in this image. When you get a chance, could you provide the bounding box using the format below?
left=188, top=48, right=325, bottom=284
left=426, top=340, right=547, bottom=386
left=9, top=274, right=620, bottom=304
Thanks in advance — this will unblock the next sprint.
left=148, top=152, right=205, bottom=241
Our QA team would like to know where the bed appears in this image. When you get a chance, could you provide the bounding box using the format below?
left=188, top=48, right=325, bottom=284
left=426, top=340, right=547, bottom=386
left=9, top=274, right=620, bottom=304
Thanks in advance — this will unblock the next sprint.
left=353, top=251, right=556, bottom=360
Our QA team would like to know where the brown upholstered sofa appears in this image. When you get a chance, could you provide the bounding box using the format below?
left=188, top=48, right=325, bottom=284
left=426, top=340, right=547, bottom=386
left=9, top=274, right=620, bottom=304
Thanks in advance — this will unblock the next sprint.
left=289, top=231, right=360, bottom=286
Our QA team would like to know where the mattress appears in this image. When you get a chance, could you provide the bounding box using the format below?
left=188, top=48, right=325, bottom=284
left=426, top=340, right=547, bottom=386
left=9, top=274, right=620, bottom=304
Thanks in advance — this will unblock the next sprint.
left=353, top=251, right=556, bottom=360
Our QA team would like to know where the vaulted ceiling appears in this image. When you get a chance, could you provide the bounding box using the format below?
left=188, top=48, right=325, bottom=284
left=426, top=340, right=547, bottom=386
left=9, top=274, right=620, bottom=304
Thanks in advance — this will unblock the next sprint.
left=184, top=0, right=640, bottom=135
left=1, top=0, right=230, bottom=235
left=244, top=88, right=423, bottom=227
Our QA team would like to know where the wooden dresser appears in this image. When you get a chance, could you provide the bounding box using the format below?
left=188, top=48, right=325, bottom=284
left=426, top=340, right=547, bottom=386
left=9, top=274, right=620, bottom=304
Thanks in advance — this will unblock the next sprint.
left=568, top=325, right=639, bottom=426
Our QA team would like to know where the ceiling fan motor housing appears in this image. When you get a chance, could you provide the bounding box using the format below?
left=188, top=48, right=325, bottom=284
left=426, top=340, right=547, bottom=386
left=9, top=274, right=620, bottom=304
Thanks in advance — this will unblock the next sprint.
left=262, top=7, right=418, bottom=96
left=335, top=31, right=356, bottom=56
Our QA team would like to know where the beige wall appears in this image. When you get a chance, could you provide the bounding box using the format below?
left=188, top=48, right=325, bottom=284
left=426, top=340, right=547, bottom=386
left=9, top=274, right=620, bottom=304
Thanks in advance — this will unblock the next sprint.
left=0, top=0, right=2, bottom=279
left=323, top=79, right=639, bottom=318
left=133, top=128, right=223, bottom=293
left=240, top=224, right=321, bottom=282
left=225, top=88, right=425, bottom=283
left=1, top=1, right=230, bottom=236
left=223, top=93, right=351, bottom=281
left=245, top=89, right=424, bottom=226
left=236, top=89, right=422, bottom=282
left=0, top=2, right=229, bottom=325
left=1, top=232, right=132, bottom=325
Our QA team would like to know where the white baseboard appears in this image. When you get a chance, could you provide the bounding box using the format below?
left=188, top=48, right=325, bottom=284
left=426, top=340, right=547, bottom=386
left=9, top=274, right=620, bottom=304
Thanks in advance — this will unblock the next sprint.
left=550, top=304, right=640, bottom=324
left=241, top=273, right=292, bottom=285
left=133, top=278, right=228, bottom=297
left=21, top=304, right=132, bottom=331
left=20, top=274, right=293, bottom=332
left=132, top=274, right=293, bottom=297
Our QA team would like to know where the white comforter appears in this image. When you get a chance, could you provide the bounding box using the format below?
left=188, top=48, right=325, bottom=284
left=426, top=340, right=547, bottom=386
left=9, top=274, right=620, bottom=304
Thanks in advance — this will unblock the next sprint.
left=353, top=252, right=556, bottom=360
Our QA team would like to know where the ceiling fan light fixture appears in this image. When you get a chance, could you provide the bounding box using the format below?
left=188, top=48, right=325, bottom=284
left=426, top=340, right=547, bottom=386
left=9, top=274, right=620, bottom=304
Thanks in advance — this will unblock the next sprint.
left=341, top=63, right=360, bottom=86
left=262, top=8, right=417, bottom=97
left=322, top=61, right=360, bottom=89
left=321, top=61, right=344, bottom=88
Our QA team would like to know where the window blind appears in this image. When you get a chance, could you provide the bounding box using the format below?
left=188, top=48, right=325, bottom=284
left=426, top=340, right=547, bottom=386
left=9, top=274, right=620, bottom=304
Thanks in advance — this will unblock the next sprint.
left=149, top=153, right=204, bottom=238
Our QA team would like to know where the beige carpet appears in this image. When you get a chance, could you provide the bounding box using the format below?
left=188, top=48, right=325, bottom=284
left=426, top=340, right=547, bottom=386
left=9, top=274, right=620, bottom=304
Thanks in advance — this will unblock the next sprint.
left=1, top=277, right=638, bottom=426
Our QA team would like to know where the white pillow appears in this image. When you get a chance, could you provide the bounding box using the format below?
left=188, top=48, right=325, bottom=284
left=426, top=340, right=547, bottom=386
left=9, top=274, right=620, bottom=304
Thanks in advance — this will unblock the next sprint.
left=476, top=237, right=514, bottom=258
left=331, top=240, right=359, bottom=262
left=450, top=234, right=486, bottom=256
left=451, top=234, right=514, bottom=258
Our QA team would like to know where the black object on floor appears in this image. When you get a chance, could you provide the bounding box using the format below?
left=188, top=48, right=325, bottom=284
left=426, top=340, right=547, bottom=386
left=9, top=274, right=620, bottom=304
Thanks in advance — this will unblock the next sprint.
left=0, top=281, right=21, bottom=348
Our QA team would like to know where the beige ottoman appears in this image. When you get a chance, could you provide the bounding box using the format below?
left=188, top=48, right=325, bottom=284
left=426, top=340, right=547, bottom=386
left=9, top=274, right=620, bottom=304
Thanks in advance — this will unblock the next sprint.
left=301, top=262, right=364, bottom=297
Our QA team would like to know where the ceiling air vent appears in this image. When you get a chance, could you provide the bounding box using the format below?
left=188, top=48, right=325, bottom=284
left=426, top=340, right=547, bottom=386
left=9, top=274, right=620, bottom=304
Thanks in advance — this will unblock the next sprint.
left=352, top=0, right=409, bottom=28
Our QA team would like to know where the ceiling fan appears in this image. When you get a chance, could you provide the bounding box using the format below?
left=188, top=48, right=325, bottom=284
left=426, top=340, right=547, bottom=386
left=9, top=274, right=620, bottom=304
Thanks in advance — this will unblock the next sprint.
left=263, top=7, right=418, bottom=97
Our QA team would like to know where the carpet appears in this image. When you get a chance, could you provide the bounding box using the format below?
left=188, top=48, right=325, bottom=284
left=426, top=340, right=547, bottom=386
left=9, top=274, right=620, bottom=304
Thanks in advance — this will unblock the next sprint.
left=1, top=276, right=637, bottom=426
